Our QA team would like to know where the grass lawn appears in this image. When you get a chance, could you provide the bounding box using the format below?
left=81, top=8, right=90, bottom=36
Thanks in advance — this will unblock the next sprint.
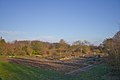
left=70, top=63, right=110, bottom=80
left=0, top=60, right=110, bottom=80
left=0, top=61, right=65, bottom=80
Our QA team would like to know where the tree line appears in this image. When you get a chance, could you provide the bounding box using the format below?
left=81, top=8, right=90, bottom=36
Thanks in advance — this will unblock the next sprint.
left=0, top=38, right=102, bottom=59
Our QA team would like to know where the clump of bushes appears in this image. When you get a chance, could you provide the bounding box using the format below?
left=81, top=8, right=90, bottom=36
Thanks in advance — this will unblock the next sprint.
left=103, top=38, right=120, bottom=78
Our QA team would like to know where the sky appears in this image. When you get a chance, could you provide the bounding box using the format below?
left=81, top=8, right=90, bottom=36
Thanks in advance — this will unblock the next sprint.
left=0, top=0, right=120, bottom=45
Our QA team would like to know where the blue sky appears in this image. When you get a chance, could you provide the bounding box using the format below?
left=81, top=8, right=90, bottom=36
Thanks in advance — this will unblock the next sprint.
left=0, top=0, right=120, bottom=45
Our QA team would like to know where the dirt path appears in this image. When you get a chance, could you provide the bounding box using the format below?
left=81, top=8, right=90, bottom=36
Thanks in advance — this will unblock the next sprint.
left=7, top=57, right=103, bottom=75
left=8, top=58, right=81, bottom=73
left=65, top=61, right=103, bottom=75
left=65, top=64, right=94, bottom=75
left=0, top=57, right=9, bottom=62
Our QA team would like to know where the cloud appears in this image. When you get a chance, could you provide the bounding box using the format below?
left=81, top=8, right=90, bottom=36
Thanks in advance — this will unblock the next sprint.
left=0, top=30, right=25, bottom=35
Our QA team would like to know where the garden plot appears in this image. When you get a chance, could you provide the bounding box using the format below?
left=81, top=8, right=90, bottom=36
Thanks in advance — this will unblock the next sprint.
left=8, top=56, right=103, bottom=74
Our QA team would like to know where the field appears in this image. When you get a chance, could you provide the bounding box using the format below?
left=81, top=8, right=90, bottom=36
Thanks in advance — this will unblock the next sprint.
left=0, top=57, right=110, bottom=80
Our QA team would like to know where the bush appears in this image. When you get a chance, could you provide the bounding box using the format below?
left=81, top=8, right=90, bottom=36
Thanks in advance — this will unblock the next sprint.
left=103, top=38, right=120, bottom=78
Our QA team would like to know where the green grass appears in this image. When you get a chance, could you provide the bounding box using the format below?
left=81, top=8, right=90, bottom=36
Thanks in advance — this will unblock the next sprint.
left=0, top=61, right=110, bottom=80
left=0, top=61, right=64, bottom=80
left=71, top=64, right=110, bottom=80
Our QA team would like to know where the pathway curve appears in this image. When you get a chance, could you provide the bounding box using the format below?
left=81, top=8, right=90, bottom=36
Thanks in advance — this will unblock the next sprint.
left=65, top=64, right=94, bottom=75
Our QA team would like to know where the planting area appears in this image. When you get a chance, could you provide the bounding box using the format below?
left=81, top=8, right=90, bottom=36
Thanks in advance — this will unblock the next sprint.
left=0, top=57, right=109, bottom=80
left=9, top=56, right=103, bottom=73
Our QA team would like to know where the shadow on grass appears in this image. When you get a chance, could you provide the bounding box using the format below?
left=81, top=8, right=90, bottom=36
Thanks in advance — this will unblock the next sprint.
left=0, top=77, right=2, bottom=80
